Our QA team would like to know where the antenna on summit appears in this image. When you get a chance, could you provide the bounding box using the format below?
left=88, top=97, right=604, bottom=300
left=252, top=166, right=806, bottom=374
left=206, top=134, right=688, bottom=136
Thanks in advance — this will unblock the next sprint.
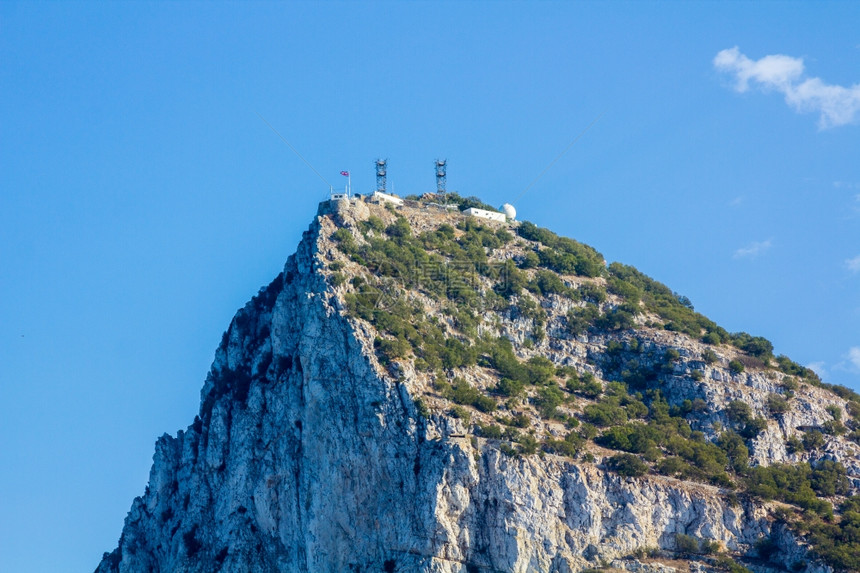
left=375, top=159, right=387, bottom=192
left=435, top=159, right=447, bottom=195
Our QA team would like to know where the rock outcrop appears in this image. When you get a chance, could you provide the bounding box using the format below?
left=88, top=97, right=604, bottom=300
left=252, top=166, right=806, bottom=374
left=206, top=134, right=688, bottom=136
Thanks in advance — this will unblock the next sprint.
left=97, top=197, right=857, bottom=573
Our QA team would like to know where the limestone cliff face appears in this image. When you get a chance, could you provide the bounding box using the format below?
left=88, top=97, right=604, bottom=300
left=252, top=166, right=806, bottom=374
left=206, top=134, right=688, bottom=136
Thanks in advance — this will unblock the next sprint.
left=97, top=201, right=852, bottom=573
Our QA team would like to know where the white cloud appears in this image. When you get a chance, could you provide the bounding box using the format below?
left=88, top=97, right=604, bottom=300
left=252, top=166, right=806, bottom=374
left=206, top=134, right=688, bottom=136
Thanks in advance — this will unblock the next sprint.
left=846, top=255, right=860, bottom=273
left=849, top=347, right=860, bottom=371
left=833, top=181, right=860, bottom=189
left=833, top=347, right=860, bottom=375
left=733, top=239, right=772, bottom=259
left=714, top=47, right=860, bottom=128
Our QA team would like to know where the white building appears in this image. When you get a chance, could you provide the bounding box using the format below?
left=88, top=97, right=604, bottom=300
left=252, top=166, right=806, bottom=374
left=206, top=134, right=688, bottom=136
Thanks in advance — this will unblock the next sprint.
left=370, top=191, right=404, bottom=206
left=462, top=207, right=506, bottom=223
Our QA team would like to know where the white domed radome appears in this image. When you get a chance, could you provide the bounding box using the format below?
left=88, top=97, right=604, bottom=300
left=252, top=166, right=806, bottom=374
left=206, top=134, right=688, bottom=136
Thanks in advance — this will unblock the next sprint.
left=501, top=203, right=517, bottom=221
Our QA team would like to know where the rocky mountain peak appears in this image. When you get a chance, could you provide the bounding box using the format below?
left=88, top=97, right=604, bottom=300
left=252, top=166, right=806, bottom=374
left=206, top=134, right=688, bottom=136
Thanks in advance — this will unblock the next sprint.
left=97, top=192, right=860, bottom=573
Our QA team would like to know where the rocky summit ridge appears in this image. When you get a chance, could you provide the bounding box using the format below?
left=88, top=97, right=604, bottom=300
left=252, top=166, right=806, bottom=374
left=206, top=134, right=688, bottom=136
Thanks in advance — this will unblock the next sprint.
left=97, top=192, right=860, bottom=573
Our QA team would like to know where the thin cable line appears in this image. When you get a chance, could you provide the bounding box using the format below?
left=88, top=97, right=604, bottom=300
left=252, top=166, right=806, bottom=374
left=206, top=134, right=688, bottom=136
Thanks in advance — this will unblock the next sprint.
left=513, top=110, right=605, bottom=206
left=255, top=111, right=333, bottom=189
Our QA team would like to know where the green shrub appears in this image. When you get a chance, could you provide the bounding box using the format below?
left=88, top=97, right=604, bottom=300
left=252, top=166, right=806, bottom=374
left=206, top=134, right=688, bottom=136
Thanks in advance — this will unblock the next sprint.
left=803, top=430, right=825, bottom=451
left=517, top=221, right=605, bottom=277
left=826, top=404, right=843, bottom=421
left=781, top=377, right=799, bottom=392
left=767, top=393, right=790, bottom=415
left=332, top=228, right=357, bottom=253
left=444, top=378, right=497, bottom=413
left=731, top=333, right=774, bottom=358
left=526, top=356, right=556, bottom=385
left=529, top=269, right=569, bottom=296
left=823, top=419, right=847, bottom=436
left=596, top=423, right=660, bottom=455
left=385, top=216, right=411, bottom=238
left=542, top=436, right=580, bottom=458
left=579, top=423, right=598, bottom=440
left=803, top=514, right=860, bottom=571
left=449, top=405, right=471, bottom=422
left=717, top=431, right=750, bottom=473
left=624, top=399, right=649, bottom=419
left=580, top=373, right=603, bottom=397
left=444, top=192, right=500, bottom=213
left=775, top=355, right=818, bottom=380
left=534, top=385, right=564, bottom=418
left=728, top=360, right=745, bottom=374
left=740, top=417, right=767, bottom=439
left=674, top=533, right=700, bottom=554
left=499, top=442, right=518, bottom=457
left=606, top=453, right=648, bottom=477
left=579, top=283, right=607, bottom=304
left=477, top=423, right=502, bottom=439
left=373, top=327, right=411, bottom=359
left=331, top=272, right=346, bottom=287
left=725, top=401, right=753, bottom=425
left=360, top=215, right=385, bottom=234
left=664, top=348, right=681, bottom=362
left=583, top=399, right=628, bottom=427
left=745, top=463, right=835, bottom=518
left=657, top=456, right=689, bottom=477
left=810, top=460, right=850, bottom=497
left=702, top=332, right=722, bottom=345
left=519, top=251, right=540, bottom=269
left=414, top=398, right=429, bottom=418
left=713, top=556, right=752, bottom=573
left=496, top=377, right=525, bottom=398
left=517, top=434, right=539, bottom=455
left=825, top=384, right=860, bottom=403
left=566, top=304, right=600, bottom=336
left=605, top=262, right=728, bottom=340
left=498, top=412, right=530, bottom=428
left=786, top=435, right=803, bottom=454
left=596, top=304, right=638, bottom=331
left=473, top=395, right=496, bottom=413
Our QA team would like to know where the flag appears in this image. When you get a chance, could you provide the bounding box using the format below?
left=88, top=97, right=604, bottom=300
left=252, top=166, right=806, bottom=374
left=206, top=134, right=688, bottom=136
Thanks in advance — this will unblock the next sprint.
left=340, top=171, right=350, bottom=177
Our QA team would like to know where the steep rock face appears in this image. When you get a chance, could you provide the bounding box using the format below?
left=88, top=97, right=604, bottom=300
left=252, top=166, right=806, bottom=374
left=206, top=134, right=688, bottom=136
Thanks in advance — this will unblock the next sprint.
left=97, top=202, right=847, bottom=573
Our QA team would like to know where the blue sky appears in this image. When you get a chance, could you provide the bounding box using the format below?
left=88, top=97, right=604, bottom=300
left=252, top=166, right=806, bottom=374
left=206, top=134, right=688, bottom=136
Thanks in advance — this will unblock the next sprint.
left=1, top=2, right=859, bottom=571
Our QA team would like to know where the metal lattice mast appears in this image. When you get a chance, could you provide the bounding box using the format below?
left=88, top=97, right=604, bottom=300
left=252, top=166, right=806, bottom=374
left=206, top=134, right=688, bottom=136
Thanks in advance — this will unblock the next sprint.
left=435, top=159, right=447, bottom=194
left=375, top=159, right=387, bottom=192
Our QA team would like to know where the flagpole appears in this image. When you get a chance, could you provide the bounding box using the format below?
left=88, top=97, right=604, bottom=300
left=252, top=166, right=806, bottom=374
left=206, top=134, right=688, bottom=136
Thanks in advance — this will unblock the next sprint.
left=339, top=170, right=350, bottom=197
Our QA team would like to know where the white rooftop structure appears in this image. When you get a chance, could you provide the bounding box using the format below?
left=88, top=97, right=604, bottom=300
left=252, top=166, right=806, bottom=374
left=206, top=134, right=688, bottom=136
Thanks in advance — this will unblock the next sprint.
left=462, top=207, right=506, bottom=223
left=501, top=203, right=516, bottom=221
left=370, top=191, right=404, bottom=206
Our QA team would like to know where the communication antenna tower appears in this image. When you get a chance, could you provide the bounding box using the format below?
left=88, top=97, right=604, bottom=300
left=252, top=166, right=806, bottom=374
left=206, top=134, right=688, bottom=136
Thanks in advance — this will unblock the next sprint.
left=435, top=159, right=447, bottom=194
left=375, top=159, right=387, bottom=192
